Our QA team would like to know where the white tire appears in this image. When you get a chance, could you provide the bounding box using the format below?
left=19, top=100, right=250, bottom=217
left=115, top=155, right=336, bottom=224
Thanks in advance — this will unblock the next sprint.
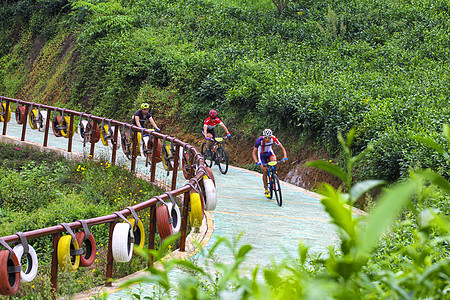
left=112, top=223, right=133, bottom=263
left=115, top=127, right=121, bottom=150
left=12, top=244, right=38, bottom=283
left=37, top=110, right=47, bottom=132
left=166, top=202, right=181, bottom=233
left=140, top=134, right=150, bottom=160
left=77, top=120, right=89, bottom=143
left=203, top=178, right=217, bottom=211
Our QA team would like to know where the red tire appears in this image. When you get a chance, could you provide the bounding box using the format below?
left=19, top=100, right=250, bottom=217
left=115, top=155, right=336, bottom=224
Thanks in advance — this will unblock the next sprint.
left=205, top=166, right=215, bottom=186
left=75, top=231, right=97, bottom=267
left=15, top=106, right=26, bottom=125
left=0, top=250, right=20, bottom=296
left=52, top=115, right=63, bottom=137
left=86, top=121, right=101, bottom=144
left=156, top=205, right=173, bottom=240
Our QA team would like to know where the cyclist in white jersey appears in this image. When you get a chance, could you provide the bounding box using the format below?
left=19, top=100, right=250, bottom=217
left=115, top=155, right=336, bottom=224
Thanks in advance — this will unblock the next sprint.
left=252, top=129, right=288, bottom=198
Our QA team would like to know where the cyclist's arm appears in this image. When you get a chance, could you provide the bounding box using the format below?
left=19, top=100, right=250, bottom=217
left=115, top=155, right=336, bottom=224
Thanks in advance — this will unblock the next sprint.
left=134, top=115, right=141, bottom=127
left=219, top=122, right=230, bottom=135
left=203, top=124, right=208, bottom=137
left=252, top=147, right=259, bottom=163
left=279, top=143, right=288, bottom=160
left=149, top=116, right=158, bottom=129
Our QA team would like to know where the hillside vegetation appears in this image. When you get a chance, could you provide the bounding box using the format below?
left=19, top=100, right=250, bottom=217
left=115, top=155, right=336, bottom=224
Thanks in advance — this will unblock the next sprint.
left=1, top=0, right=449, bottom=184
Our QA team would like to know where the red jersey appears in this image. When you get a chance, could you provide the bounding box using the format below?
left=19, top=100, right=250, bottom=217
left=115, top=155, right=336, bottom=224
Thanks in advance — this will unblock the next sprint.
left=204, top=117, right=222, bottom=130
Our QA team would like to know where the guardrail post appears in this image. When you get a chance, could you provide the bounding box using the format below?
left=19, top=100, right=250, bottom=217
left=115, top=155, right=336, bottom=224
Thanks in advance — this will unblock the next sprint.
left=89, top=121, right=96, bottom=158
left=131, top=130, right=138, bottom=172
left=106, top=220, right=116, bottom=287
left=111, top=124, right=119, bottom=166
left=180, top=191, right=190, bottom=252
left=43, top=108, right=51, bottom=147
left=67, top=114, right=74, bottom=152
left=20, top=103, right=29, bottom=141
left=148, top=204, right=156, bottom=268
left=50, top=232, right=61, bottom=299
left=150, top=134, right=157, bottom=182
left=171, top=144, right=180, bottom=191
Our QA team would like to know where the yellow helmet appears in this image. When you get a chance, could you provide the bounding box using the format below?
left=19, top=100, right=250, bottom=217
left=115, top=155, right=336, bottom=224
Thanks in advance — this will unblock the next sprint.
left=141, top=103, right=150, bottom=109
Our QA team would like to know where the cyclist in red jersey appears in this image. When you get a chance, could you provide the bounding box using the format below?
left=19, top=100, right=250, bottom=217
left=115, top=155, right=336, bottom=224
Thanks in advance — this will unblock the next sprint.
left=203, top=110, right=231, bottom=141
left=252, top=129, right=288, bottom=198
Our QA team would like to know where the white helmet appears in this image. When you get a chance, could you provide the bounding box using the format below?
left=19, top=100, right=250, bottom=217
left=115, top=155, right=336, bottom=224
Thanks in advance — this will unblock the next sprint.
left=263, top=129, right=272, bottom=137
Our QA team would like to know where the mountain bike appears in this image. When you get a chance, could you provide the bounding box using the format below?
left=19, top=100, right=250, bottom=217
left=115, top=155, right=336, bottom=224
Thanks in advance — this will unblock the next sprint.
left=263, top=161, right=283, bottom=206
left=201, top=136, right=229, bottom=174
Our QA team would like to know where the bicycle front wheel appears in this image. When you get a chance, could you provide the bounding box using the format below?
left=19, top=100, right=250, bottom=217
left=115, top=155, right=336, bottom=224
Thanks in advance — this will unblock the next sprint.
left=201, top=142, right=214, bottom=167
left=273, top=174, right=282, bottom=206
left=216, top=146, right=229, bottom=174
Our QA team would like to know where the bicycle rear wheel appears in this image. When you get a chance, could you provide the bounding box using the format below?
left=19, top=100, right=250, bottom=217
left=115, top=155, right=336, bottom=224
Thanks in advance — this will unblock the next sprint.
left=216, top=146, right=229, bottom=174
left=273, top=174, right=282, bottom=206
left=200, top=142, right=213, bottom=167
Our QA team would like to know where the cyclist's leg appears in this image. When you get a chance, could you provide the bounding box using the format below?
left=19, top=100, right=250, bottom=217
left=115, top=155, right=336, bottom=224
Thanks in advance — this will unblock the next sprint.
left=260, top=152, right=271, bottom=197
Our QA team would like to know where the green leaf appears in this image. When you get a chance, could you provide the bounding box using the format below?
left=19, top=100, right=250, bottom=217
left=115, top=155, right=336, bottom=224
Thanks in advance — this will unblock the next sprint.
left=414, top=169, right=450, bottom=194
left=413, top=135, right=446, bottom=157
left=175, top=259, right=205, bottom=274
left=320, top=184, right=355, bottom=240
left=236, top=244, right=253, bottom=259
left=357, top=181, right=415, bottom=257
left=264, top=269, right=281, bottom=288
left=305, top=160, right=347, bottom=184
left=349, top=180, right=386, bottom=203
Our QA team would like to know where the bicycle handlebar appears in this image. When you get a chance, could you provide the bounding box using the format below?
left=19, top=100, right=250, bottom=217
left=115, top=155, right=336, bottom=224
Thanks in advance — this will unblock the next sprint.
left=261, top=160, right=285, bottom=167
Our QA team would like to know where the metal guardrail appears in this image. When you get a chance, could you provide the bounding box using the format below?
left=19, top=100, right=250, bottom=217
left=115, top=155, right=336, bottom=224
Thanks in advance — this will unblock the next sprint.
left=0, top=96, right=209, bottom=298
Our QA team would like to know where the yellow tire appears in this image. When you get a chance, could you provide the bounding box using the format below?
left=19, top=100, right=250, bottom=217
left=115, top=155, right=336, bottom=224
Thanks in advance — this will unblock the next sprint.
left=0, top=103, right=11, bottom=123
left=100, top=124, right=110, bottom=146
left=29, top=109, right=39, bottom=130
left=136, top=132, right=141, bottom=156
left=57, top=235, right=80, bottom=272
left=127, top=217, right=145, bottom=254
left=161, top=143, right=173, bottom=171
left=190, top=192, right=203, bottom=228
left=61, top=116, right=75, bottom=138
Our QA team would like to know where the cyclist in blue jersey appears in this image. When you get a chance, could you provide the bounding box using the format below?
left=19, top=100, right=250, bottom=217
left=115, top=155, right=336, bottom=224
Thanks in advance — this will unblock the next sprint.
left=252, top=129, right=288, bottom=198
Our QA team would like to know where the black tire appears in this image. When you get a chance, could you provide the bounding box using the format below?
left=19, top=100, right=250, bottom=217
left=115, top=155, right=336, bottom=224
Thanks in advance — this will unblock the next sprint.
left=273, top=174, right=282, bottom=206
left=216, top=146, right=228, bottom=174
left=201, top=142, right=213, bottom=167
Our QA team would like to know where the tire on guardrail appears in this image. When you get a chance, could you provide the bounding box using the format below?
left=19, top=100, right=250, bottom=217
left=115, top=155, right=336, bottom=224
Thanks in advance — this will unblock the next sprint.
left=100, top=124, right=114, bottom=148
left=0, top=250, right=20, bottom=296
left=0, top=103, right=11, bottom=123
left=74, top=232, right=97, bottom=267
left=29, top=109, right=47, bottom=132
left=77, top=120, right=89, bottom=142
left=127, top=217, right=145, bottom=254
left=57, top=235, right=81, bottom=272
left=203, top=176, right=217, bottom=211
left=156, top=204, right=173, bottom=240
left=61, top=116, right=75, bottom=138
left=12, top=244, right=38, bottom=283
left=52, top=115, right=64, bottom=137
left=15, top=106, right=26, bottom=125
left=112, top=223, right=133, bottom=262
left=205, top=166, right=215, bottom=186
left=86, top=121, right=100, bottom=144
left=166, top=201, right=181, bottom=233
left=189, top=191, right=203, bottom=228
